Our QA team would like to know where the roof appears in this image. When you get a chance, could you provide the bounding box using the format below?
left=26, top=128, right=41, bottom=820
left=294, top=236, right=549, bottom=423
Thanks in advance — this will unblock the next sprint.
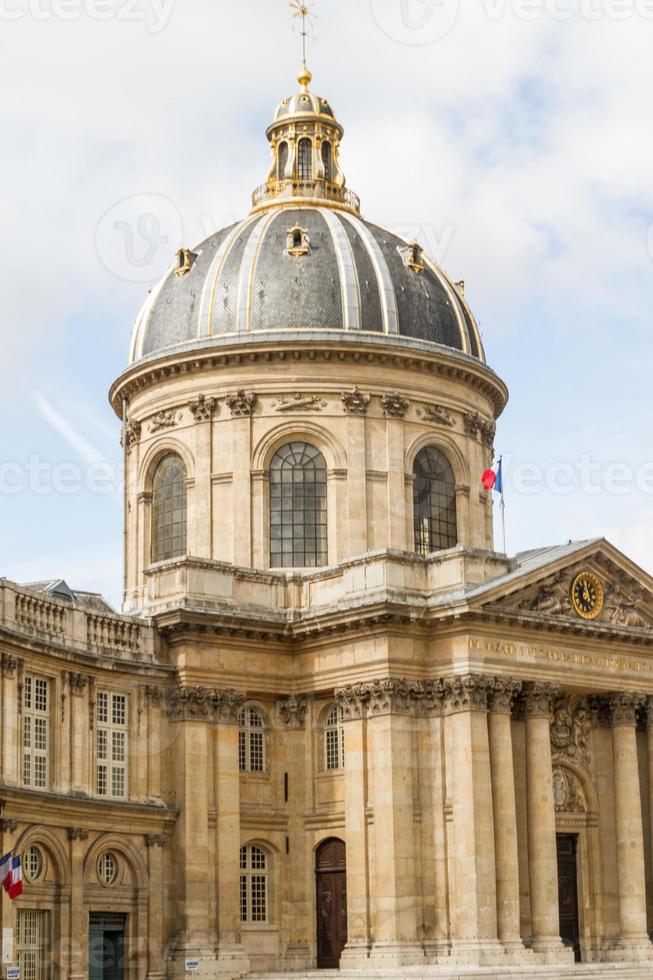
left=21, top=579, right=115, bottom=614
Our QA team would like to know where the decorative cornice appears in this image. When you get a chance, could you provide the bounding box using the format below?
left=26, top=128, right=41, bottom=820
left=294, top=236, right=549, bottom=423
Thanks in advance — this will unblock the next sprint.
left=381, top=393, right=410, bottom=419
left=443, top=675, right=493, bottom=714
left=277, top=695, right=309, bottom=730
left=67, top=827, right=89, bottom=842
left=0, top=653, right=21, bottom=678
left=523, top=682, right=559, bottom=718
left=188, top=393, right=218, bottom=422
left=488, top=678, right=522, bottom=714
left=608, top=692, right=645, bottom=727
left=341, top=386, right=371, bottom=415
left=226, top=389, right=257, bottom=417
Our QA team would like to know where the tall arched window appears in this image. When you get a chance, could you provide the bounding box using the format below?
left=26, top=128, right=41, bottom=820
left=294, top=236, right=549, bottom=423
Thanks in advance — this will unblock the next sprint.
left=239, top=705, right=265, bottom=773
left=270, top=442, right=327, bottom=568
left=240, top=845, right=268, bottom=923
left=321, top=141, right=333, bottom=182
left=151, top=454, right=187, bottom=563
left=323, top=704, right=345, bottom=771
left=413, top=447, right=457, bottom=555
left=277, top=141, right=288, bottom=180
left=298, top=138, right=313, bottom=180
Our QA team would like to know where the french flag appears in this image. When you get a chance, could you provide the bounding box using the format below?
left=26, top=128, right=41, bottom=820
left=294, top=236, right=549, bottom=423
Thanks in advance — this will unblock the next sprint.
left=482, top=457, right=503, bottom=493
left=0, top=853, right=23, bottom=899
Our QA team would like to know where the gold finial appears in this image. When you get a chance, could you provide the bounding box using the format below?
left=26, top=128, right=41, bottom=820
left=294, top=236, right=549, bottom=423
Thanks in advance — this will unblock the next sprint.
left=290, top=1, right=315, bottom=86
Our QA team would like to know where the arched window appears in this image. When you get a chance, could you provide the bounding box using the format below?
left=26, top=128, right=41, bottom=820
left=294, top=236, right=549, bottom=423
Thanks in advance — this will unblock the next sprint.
left=239, top=706, right=265, bottom=773
left=323, top=704, right=345, bottom=771
left=151, top=454, right=187, bottom=563
left=413, top=447, right=457, bottom=555
left=277, top=141, right=288, bottom=180
left=270, top=442, right=327, bottom=568
left=321, top=141, right=333, bottom=182
left=240, top=845, right=268, bottom=923
left=298, top=138, right=312, bottom=180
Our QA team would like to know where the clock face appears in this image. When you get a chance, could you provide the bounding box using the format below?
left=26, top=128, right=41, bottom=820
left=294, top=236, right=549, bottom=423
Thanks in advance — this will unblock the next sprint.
left=571, top=572, right=604, bottom=620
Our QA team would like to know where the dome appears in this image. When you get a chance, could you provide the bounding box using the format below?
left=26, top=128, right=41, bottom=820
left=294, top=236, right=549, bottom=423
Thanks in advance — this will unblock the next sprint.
left=128, top=67, right=485, bottom=367
left=130, top=208, right=483, bottom=365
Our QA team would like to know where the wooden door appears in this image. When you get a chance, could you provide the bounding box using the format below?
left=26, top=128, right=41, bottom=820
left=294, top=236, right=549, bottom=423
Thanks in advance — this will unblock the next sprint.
left=316, top=838, right=347, bottom=968
left=556, top=835, right=581, bottom=961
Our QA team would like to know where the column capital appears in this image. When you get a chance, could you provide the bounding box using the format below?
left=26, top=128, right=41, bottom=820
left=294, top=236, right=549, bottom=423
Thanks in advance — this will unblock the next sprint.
left=488, top=678, right=522, bottom=714
left=646, top=696, right=653, bottom=731
left=145, top=834, right=166, bottom=849
left=0, top=818, right=18, bottom=833
left=277, top=695, right=308, bottom=730
left=163, top=686, right=246, bottom=723
left=443, top=674, right=493, bottom=715
left=523, top=682, right=558, bottom=718
left=335, top=677, right=424, bottom=718
left=608, top=692, right=646, bottom=727
left=67, top=827, right=89, bottom=842
left=1, top=653, right=22, bottom=678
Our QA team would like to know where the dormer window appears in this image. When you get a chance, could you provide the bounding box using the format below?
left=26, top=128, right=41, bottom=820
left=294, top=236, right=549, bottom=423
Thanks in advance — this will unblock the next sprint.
left=176, top=248, right=198, bottom=277
left=287, top=223, right=310, bottom=257
left=407, top=242, right=425, bottom=273
left=322, top=141, right=333, bottom=182
left=298, top=138, right=313, bottom=180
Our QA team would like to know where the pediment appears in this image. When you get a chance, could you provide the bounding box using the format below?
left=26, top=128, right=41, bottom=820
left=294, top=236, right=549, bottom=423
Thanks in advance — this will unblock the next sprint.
left=473, top=540, right=653, bottom=632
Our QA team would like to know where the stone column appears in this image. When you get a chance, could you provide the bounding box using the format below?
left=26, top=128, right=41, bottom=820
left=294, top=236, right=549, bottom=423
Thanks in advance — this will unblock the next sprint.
left=607, top=693, right=652, bottom=959
left=366, top=679, right=424, bottom=967
left=145, top=834, right=166, bottom=980
left=336, top=688, right=372, bottom=967
left=523, top=683, right=571, bottom=964
left=213, top=692, right=249, bottom=976
left=443, top=676, right=502, bottom=965
left=488, top=680, right=529, bottom=957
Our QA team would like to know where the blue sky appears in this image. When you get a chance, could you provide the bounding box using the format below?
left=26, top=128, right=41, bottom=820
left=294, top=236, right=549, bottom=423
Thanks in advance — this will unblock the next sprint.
left=2, top=0, right=652, bottom=608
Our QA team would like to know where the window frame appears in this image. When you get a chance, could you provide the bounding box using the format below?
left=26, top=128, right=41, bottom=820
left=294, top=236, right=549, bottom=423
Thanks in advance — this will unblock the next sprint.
left=323, top=703, right=345, bottom=772
left=269, top=441, right=328, bottom=569
left=22, top=674, right=50, bottom=790
left=95, top=691, right=129, bottom=800
left=150, top=452, right=188, bottom=564
left=297, top=138, right=313, bottom=180
left=412, top=446, right=458, bottom=556
left=17, top=909, right=51, bottom=980
left=240, top=845, right=269, bottom=925
left=238, top=705, right=267, bottom=775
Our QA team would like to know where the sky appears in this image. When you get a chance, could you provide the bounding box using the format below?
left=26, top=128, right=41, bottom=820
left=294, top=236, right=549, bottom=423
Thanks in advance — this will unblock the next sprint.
left=1, top=0, right=652, bottom=609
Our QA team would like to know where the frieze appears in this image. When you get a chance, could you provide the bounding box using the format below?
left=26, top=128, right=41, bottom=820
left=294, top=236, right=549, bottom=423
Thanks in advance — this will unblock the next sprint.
left=381, top=393, right=410, bottom=419
left=443, top=675, right=493, bottom=714
left=278, top=695, right=309, bottom=730
left=149, top=409, right=180, bottom=433
left=550, top=695, right=592, bottom=767
left=226, top=389, right=257, bottom=417
left=470, top=636, right=653, bottom=677
left=416, top=404, right=455, bottom=427
left=188, top=393, right=218, bottom=422
left=163, top=686, right=246, bottom=723
left=335, top=678, right=423, bottom=717
left=341, top=387, right=370, bottom=415
left=335, top=683, right=370, bottom=720
left=272, top=393, right=327, bottom=413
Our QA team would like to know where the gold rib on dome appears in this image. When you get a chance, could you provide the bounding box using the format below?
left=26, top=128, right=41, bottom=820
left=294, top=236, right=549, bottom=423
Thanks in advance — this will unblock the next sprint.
left=250, top=67, right=361, bottom=216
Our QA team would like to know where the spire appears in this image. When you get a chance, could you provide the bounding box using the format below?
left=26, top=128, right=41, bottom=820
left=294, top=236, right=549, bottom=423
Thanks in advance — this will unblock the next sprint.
left=290, top=1, right=314, bottom=78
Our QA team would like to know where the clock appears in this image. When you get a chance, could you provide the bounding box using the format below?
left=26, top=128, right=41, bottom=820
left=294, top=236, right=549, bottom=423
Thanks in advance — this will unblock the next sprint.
left=571, top=571, right=604, bottom=621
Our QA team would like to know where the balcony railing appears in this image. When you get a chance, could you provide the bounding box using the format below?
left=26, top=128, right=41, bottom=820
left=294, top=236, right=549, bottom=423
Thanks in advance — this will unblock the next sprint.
left=251, top=178, right=361, bottom=214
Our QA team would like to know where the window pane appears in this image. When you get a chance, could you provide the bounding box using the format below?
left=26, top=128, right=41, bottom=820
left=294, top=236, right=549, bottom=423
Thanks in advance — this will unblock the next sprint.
left=152, top=454, right=188, bottom=563
left=270, top=443, right=327, bottom=568
left=413, top=448, right=457, bottom=554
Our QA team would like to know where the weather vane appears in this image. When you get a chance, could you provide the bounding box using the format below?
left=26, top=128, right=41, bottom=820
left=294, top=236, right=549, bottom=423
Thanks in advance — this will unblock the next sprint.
left=290, top=1, right=316, bottom=68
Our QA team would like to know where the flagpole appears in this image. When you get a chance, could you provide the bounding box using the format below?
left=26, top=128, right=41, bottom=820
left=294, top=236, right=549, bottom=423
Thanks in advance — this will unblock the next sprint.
left=499, top=455, right=506, bottom=554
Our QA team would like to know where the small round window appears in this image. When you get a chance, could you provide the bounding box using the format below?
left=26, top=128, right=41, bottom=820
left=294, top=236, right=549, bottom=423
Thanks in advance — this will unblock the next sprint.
left=98, top=851, right=118, bottom=886
left=23, top=845, right=44, bottom=882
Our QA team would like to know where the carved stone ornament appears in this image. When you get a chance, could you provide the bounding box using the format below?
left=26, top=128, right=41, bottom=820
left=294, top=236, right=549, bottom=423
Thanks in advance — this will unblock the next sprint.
left=523, top=682, right=559, bottom=718
left=443, top=675, right=493, bottom=714
left=142, top=685, right=164, bottom=706
left=67, top=672, right=89, bottom=696
left=608, top=692, right=645, bottom=727
left=272, top=393, right=326, bottom=413
left=145, top=834, right=166, bottom=848
left=464, top=411, right=496, bottom=448
left=416, top=404, right=455, bottom=427
left=226, top=389, right=257, bottom=417
left=381, top=393, right=410, bottom=419
left=335, top=684, right=371, bottom=721
left=519, top=572, right=568, bottom=616
left=489, top=679, right=522, bottom=714
left=553, top=767, right=586, bottom=813
left=149, top=410, right=179, bottom=433
left=121, top=418, right=141, bottom=452
left=336, top=678, right=424, bottom=718
left=67, top=827, right=89, bottom=842
left=603, top=587, right=650, bottom=629
left=0, top=819, right=18, bottom=833
left=278, top=695, right=309, bottom=730
left=163, top=686, right=246, bottom=723
left=0, top=653, right=20, bottom=678
left=341, top=387, right=371, bottom=415
left=550, top=695, right=592, bottom=768
left=189, top=393, right=218, bottom=422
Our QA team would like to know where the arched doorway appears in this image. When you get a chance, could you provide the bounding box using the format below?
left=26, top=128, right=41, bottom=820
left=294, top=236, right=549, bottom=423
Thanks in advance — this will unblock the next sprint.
left=315, top=838, right=347, bottom=968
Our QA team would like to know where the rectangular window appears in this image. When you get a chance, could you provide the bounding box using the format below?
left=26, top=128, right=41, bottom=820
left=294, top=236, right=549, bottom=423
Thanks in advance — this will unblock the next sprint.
left=96, top=692, right=128, bottom=799
left=23, top=676, right=50, bottom=789
left=17, top=910, right=50, bottom=980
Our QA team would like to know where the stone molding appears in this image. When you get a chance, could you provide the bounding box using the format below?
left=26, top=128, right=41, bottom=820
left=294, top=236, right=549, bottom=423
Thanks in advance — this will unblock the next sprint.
left=0, top=653, right=21, bottom=678
left=188, top=393, right=218, bottom=422
left=277, top=695, right=309, bottom=730
left=523, top=682, right=559, bottom=718
left=226, top=389, right=257, bottom=417
left=608, top=692, right=646, bottom=727
left=488, top=678, right=522, bottom=714
left=341, top=386, right=371, bottom=415
left=442, top=675, right=493, bottom=714
left=163, top=686, right=245, bottom=723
